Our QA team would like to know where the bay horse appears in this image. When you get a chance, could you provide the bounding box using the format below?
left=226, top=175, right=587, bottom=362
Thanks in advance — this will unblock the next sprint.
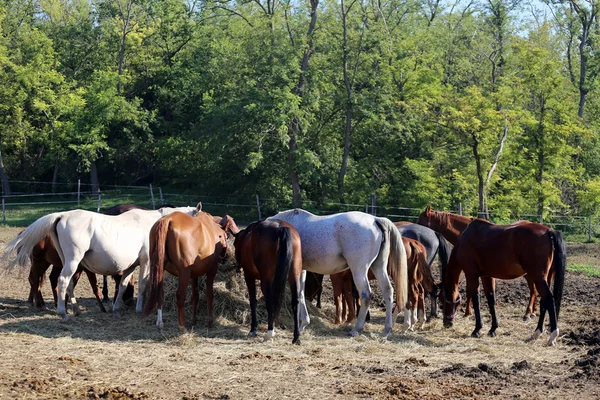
left=304, top=272, right=324, bottom=308
left=233, top=220, right=303, bottom=344
left=394, top=222, right=449, bottom=318
left=332, top=236, right=435, bottom=331
left=440, top=218, right=565, bottom=345
left=4, top=205, right=200, bottom=319
left=268, top=209, right=408, bottom=337
left=143, top=211, right=236, bottom=332
left=416, top=205, right=539, bottom=320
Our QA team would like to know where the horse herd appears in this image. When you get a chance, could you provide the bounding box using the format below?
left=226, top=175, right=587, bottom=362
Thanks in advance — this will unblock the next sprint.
left=2, top=204, right=565, bottom=346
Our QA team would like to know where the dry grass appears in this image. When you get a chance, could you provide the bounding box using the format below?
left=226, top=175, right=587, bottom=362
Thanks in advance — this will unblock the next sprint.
left=0, top=229, right=599, bottom=399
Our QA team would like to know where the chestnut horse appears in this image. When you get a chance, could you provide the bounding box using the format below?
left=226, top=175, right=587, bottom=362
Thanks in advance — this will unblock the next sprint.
left=144, top=211, right=235, bottom=332
left=416, top=205, right=539, bottom=321
left=233, top=220, right=303, bottom=344
left=332, top=237, right=434, bottom=331
left=439, top=218, right=565, bottom=345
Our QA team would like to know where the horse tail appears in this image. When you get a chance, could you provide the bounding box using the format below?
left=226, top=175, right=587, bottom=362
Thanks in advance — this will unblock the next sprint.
left=143, top=217, right=169, bottom=317
left=377, top=218, right=408, bottom=315
left=3, top=213, right=63, bottom=270
left=272, top=225, right=294, bottom=318
left=412, top=242, right=434, bottom=293
left=434, top=231, right=450, bottom=283
left=549, top=230, right=566, bottom=319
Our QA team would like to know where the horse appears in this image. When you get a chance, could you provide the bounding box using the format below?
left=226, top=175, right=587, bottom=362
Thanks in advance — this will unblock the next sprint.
left=233, top=220, right=303, bottom=344
left=304, top=272, right=324, bottom=308
left=143, top=211, right=237, bottom=332
left=331, top=236, right=435, bottom=331
left=268, top=209, right=408, bottom=337
left=416, top=205, right=539, bottom=321
left=4, top=205, right=201, bottom=319
left=440, top=218, right=565, bottom=345
left=394, top=222, right=449, bottom=318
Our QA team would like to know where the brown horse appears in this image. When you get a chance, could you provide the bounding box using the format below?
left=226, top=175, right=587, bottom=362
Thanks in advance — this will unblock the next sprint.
left=25, top=234, right=106, bottom=313
left=416, top=205, right=539, bottom=320
left=233, top=219, right=303, bottom=344
left=144, top=211, right=236, bottom=332
left=332, top=237, right=435, bottom=331
left=439, top=218, right=565, bottom=345
left=304, top=272, right=324, bottom=308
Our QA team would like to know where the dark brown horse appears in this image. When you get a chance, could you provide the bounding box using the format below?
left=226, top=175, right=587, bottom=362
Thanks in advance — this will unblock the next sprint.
left=439, top=218, right=565, bottom=345
left=304, top=272, right=324, bottom=308
left=416, top=205, right=539, bottom=320
left=144, top=211, right=236, bottom=331
left=233, top=220, right=303, bottom=344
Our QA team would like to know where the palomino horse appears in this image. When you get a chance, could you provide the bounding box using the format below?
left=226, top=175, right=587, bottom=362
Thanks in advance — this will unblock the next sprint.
left=332, top=236, right=435, bottom=331
left=144, top=212, right=237, bottom=331
left=416, top=206, right=539, bottom=320
left=233, top=220, right=303, bottom=344
left=394, top=222, right=449, bottom=318
left=4, top=205, right=200, bottom=319
left=268, top=209, right=408, bottom=337
left=440, top=218, right=566, bottom=345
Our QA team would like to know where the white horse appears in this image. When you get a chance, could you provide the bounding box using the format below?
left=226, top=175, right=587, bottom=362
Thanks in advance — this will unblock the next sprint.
left=3, top=205, right=201, bottom=319
left=269, top=209, right=409, bottom=337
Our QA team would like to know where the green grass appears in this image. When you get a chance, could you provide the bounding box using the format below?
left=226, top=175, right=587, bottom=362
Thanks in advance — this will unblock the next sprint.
left=567, top=263, right=600, bottom=277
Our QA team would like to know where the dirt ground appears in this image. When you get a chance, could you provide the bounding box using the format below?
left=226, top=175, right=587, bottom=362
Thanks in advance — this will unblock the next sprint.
left=0, top=225, right=599, bottom=399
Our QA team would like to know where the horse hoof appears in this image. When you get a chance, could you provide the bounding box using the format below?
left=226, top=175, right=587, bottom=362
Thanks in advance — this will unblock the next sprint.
left=523, top=315, right=530, bottom=322
left=488, top=331, right=497, bottom=338
left=471, top=331, right=481, bottom=338
left=529, top=329, right=543, bottom=341
left=113, top=312, right=121, bottom=319
left=292, top=337, right=301, bottom=345
left=178, top=326, right=186, bottom=334
left=248, top=331, right=258, bottom=338
left=348, top=329, right=360, bottom=337
left=548, top=329, right=559, bottom=346
left=383, top=327, right=392, bottom=337
left=60, top=315, right=70, bottom=322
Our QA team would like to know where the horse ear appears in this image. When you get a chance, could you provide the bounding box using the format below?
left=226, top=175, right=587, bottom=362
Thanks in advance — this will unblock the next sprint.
left=196, top=202, right=202, bottom=211
left=425, top=204, right=431, bottom=214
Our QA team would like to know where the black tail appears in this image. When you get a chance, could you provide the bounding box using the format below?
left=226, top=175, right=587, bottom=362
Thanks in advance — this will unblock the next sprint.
left=271, top=226, right=293, bottom=318
left=550, top=230, right=566, bottom=319
left=434, top=232, right=450, bottom=289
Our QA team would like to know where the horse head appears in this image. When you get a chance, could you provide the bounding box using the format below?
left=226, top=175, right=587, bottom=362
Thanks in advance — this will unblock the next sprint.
left=443, top=291, right=462, bottom=328
left=416, top=205, right=435, bottom=229
left=219, top=215, right=241, bottom=239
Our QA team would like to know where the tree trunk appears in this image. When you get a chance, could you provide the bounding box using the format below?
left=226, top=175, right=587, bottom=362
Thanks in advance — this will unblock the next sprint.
left=90, top=160, right=100, bottom=194
left=338, top=0, right=354, bottom=201
left=286, top=0, right=319, bottom=208
left=117, top=0, right=133, bottom=94
left=0, top=150, right=11, bottom=196
left=52, top=155, right=59, bottom=194
left=471, top=134, right=486, bottom=219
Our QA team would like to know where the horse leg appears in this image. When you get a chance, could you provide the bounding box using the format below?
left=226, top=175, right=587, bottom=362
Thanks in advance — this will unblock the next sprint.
left=298, top=270, right=310, bottom=332
left=481, top=277, right=498, bottom=337
left=67, top=266, right=84, bottom=316
left=466, top=275, right=482, bottom=338
left=244, top=271, right=258, bottom=337
left=56, top=258, right=80, bottom=319
left=111, top=275, right=122, bottom=305
left=417, top=283, right=426, bottom=330
left=49, top=264, right=61, bottom=307
left=102, top=275, right=110, bottom=303
left=370, top=259, right=395, bottom=337
left=191, top=277, right=199, bottom=327
left=85, top=269, right=107, bottom=313
left=135, top=253, right=150, bottom=313
left=205, top=266, right=217, bottom=328
left=112, top=265, right=136, bottom=318
left=349, top=270, right=372, bottom=337
left=289, top=275, right=301, bottom=344
left=331, top=273, right=344, bottom=325
left=176, top=267, right=191, bottom=333
left=531, top=279, right=558, bottom=345
left=29, top=259, right=50, bottom=308
left=343, top=277, right=355, bottom=324
left=524, top=276, right=537, bottom=321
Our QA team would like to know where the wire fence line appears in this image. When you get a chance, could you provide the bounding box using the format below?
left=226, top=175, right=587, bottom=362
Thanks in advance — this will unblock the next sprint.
left=0, top=180, right=598, bottom=239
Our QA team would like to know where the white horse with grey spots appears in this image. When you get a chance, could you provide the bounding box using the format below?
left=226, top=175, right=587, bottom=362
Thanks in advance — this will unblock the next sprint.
left=3, top=205, right=201, bottom=319
left=269, top=209, right=409, bottom=337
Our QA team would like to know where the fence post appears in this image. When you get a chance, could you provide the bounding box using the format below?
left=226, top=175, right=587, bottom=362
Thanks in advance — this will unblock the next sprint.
left=589, top=216, right=593, bottom=242
left=149, top=184, right=156, bottom=209
left=2, top=198, right=5, bottom=224
left=365, top=204, right=368, bottom=213
left=458, top=202, right=463, bottom=215
left=256, top=194, right=262, bottom=220
left=77, top=179, right=81, bottom=207
left=370, top=194, right=376, bottom=216
left=159, top=187, right=164, bottom=205
left=96, top=193, right=102, bottom=212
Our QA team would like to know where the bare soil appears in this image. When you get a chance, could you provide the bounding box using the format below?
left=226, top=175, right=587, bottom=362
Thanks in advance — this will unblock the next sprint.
left=0, top=226, right=599, bottom=399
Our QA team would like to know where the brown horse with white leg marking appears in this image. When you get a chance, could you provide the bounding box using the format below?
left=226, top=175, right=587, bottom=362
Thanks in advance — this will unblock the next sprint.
left=144, top=211, right=234, bottom=332
left=416, top=205, right=540, bottom=321
left=440, top=218, right=565, bottom=345
left=233, top=220, right=303, bottom=344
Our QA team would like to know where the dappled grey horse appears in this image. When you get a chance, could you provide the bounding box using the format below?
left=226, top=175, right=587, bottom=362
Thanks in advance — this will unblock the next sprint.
left=395, top=223, right=450, bottom=318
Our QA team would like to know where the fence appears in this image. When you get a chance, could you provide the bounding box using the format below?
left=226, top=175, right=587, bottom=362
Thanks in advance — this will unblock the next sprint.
left=1, top=180, right=598, bottom=241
